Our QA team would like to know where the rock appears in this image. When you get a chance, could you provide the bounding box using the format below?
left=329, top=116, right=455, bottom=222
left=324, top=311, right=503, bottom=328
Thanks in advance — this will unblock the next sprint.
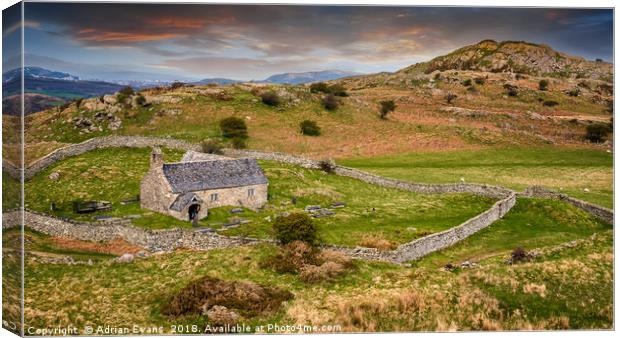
left=305, top=205, right=321, bottom=212
left=102, top=95, right=117, bottom=105
left=330, top=202, right=346, bottom=208
left=229, top=208, right=244, bottom=214
left=205, top=305, right=240, bottom=326
left=48, top=172, right=60, bottom=180
left=87, top=259, right=93, bottom=266
left=115, top=253, right=134, bottom=263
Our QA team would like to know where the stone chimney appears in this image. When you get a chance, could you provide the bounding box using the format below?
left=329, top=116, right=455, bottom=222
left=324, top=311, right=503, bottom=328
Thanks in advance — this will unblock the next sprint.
left=151, top=147, right=164, bottom=167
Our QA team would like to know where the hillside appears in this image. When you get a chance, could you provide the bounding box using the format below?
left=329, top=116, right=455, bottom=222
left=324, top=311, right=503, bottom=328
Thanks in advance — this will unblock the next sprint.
left=400, top=40, right=612, bottom=80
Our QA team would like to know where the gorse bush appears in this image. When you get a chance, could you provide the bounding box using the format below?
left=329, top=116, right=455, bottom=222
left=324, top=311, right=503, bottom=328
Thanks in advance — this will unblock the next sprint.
left=231, top=137, right=247, bottom=149
left=322, top=94, right=340, bottom=110
left=273, top=213, right=318, bottom=245
left=474, top=77, right=486, bottom=85
left=300, top=120, right=321, bottom=136
left=169, top=82, right=185, bottom=89
left=445, top=93, right=457, bottom=104
left=379, top=100, right=396, bottom=119
left=504, top=84, right=519, bottom=96
left=461, top=79, right=472, bottom=87
left=585, top=123, right=610, bottom=143
left=318, top=159, right=336, bottom=173
left=219, top=117, right=248, bottom=139
left=309, top=82, right=348, bottom=96
left=260, top=91, right=281, bottom=106
left=543, top=100, right=559, bottom=107
left=538, top=79, right=549, bottom=91
left=119, top=86, right=134, bottom=96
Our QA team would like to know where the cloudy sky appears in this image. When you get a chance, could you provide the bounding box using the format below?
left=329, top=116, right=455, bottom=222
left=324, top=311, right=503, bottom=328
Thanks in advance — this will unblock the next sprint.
left=2, top=3, right=614, bottom=81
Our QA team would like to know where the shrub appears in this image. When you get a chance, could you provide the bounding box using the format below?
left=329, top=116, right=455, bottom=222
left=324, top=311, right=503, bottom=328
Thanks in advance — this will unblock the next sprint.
left=119, top=86, right=134, bottom=96
left=445, top=93, right=457, bottom=104
left=510, top=247, right=529, bottom=264
left=160, top=276, right=293, bottom=318
left=261, top=240, right=320, bottom=273
left=273, top=213, right=318, bottom=245
left=219, top=117, right=248, bottom=139
left=299, top=262, right=345, bottom=283
left=329, top=84, right=348, bottom=97
left=310, top=82, right=330, bottom=93
left=299, top=120, right=321, bottom=136
left=75, top=98, right=83, bottom=109
left=474, top=77, right=486, bottom=85
left=585, top=123, right=610, bottom=143
left=322, top=94, right=340, bottom=110
left=538, top=79, right=549, bottom=91
left=567, top=88, right=580, bottom=97
left=135, top=94, right=146, bottom=106
left=201, top=139, right=223, bottom=154
left=461, top=79, right=472, bottom=87
left=318, top=159, right=336, bottom=173
left=543, top=100, right=559, bottom=107
left=231, top=137, right=247, bottom=149
left=260, top=91, right=280, bottom=106
left=378, top=100, right=396, bottom=119
left=504, top=84, right=518, bottom=96
left=169, top=82, right=185, bottom=89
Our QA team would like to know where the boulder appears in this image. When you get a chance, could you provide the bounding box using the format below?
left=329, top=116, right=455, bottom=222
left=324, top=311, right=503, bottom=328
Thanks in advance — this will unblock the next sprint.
left=48, top=172, right=60, bottom=180
left=115, top=253, right=134, bottom=263
left=205, top=305, right=240, bottom=326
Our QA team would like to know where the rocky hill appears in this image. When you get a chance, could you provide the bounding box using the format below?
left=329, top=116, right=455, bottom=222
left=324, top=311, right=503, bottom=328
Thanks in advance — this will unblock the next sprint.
left=399, top=40, right=612, bottom=81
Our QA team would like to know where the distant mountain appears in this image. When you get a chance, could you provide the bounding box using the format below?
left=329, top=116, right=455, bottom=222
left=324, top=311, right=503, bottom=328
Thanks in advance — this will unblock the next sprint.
left=2, top=66, right=80, bottom=83
left=2, top=67, right=124, bottom=114
left=263, top=70, right=361, bottom=84
left=399, top=40, right=613, bottom=80
left=193, top=78, right=240, bottom=85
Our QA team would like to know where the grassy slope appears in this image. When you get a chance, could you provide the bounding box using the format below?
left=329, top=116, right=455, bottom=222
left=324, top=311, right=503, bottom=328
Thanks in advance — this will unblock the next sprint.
left=20, top=200, right=612, bottom=331
left=24, top=147, right=494, bottom=247
left=340, top=146, right=613, bottom=208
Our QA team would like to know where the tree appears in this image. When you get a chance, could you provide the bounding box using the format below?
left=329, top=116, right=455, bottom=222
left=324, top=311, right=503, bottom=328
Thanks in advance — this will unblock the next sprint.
left=300, top=120, right=321, bottom=136
left=379, top=100, right=396, bottom=119
left=322, top=94, right=340, bottom=110
left=538, top=79, right=549, bottom=91
left=219, top=117, right=248, bottom=139
left=260, top=91, right=281, bottom=106
left=273, top=213, right=318, bottom=245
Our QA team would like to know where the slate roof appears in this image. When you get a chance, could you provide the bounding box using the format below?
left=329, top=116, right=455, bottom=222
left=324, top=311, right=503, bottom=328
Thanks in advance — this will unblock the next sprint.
left=169, top=192, right=201, bottom=211
left=163, top=158, right=268, bottom=193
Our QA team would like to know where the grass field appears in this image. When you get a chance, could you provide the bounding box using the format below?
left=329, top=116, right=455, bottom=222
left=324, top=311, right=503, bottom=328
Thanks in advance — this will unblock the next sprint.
left=16, top=199, right=613, bottom=332
left=24, top=147, right=494, bottom=247
left=340, top=146, right=613, bottom=208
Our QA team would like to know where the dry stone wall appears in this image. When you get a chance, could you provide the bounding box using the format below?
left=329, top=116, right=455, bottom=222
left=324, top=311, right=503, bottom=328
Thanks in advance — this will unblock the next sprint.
left=521, top=186, right=614, bottom=225
left=4, top=136, right=612, bottom=263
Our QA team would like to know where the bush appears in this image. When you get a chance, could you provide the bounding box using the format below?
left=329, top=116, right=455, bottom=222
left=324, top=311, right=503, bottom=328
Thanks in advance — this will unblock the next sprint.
left=260, top=240, right=320, bottom=273
left=299, top=262, right=345, bottom=283
left=219, top=117, right=248, bottom=139
left=461, top=79, right=472, bottom=87
left=379, top=100, right=396, bottom=119
left=504, top=84, right=518, bottom=96
left=75, top=98, right=83, bottom=109
left=328, top=84, right=348, bottom=97
left=310, top=82, right=330, bottom=93
left=260, top=91, right=280, bottom=106
left=474, top=77, right=486, bottom=85
left=231, top=137, right=247, bottom=149
left=322, top=94, right=340, bottom=110
left=273, top=213, right=318, bottom=245
left=169, top=82, right=185, bottom=89
left=318, top=159, right=336, bottom=173
left=510, top=247, right=529, bottom=264
left=567, top=88, right=580, bottom=97
left=119, top=86, right=134, bottom=96
left=538, top=79, right=549, bottom=91
left=543, top=100, right=559, bottom=107
left=445, top=93, right=457, bottom=104
left=585, top=123, right=610, bottom=143
left=135, top=94, right=146, bottom=106
left=300, top=120, right=321, bottom=136
left=201, top=139, right=223, bottom=154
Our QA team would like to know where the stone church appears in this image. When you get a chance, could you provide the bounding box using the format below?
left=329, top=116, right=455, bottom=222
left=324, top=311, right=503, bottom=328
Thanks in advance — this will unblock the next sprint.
left=140, top=148, right=268, bottom=221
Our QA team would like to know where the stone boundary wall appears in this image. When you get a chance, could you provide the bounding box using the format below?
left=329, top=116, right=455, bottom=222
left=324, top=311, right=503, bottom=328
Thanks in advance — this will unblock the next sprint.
left=3, top=136, right=612, bottom=263
left=521, top=186, right=614, bottom=225
left=4, top=210, right=269, bottom=252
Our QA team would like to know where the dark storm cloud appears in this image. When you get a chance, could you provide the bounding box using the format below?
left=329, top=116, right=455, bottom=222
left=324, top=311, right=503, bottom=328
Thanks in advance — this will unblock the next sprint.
left=21, top=4, right=613, bottom=79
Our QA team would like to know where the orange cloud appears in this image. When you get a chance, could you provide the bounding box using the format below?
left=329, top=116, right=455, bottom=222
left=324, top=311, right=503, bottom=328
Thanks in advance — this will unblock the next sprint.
left=144, top=16, right=235, bottom=28
left=76, top=30, right=180, bottom=42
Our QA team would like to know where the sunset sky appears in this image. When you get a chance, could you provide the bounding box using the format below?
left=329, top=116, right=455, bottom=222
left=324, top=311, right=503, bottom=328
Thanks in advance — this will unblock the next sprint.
left=2, top=3, right=614, bottom=81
